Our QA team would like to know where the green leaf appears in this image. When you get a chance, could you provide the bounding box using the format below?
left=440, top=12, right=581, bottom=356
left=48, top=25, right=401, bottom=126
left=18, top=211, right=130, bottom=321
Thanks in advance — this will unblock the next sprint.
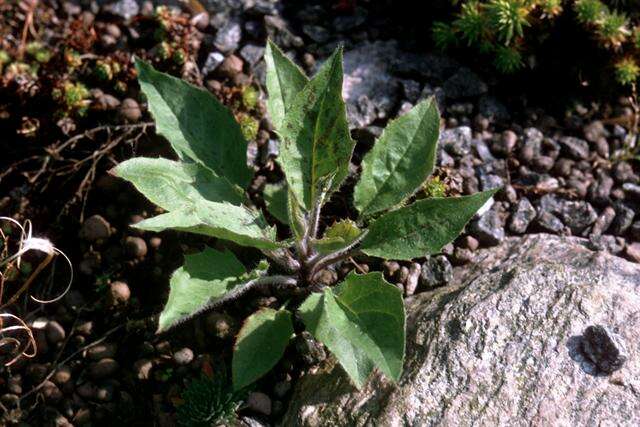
left=115, top=157, right=279, bottom=250
left=354, top=98, right=440, bottom=217
left=287, top=186, right=307, bottom=241
left=113, top=157, right=243, bottom=210
left=361, top=190, right=497, bottom=260
left=232, top=307, right=294, bottom=390
left=264, top=40, right=309, bottom=131
left=313, top=219, right=363, bottom=254
left=263, top=182, right=289, bottom=224
left=299, top=272, right=405, bottom=388
left=135, top=59, right=252, bottom=189
left=134, top=202, right=281, bottom=250
left=158, top=248, right=254, bottom=332
left=277, top=47, right=355, bottom=210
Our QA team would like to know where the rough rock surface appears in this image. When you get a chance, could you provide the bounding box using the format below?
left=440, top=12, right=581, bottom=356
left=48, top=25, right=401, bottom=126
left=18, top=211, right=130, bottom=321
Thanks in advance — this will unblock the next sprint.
left=283, top=234, right=640, bottom=426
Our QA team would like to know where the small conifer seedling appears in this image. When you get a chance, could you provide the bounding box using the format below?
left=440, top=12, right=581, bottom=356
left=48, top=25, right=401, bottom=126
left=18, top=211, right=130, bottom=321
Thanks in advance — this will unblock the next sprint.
left=114, top=41, right=496, bottom=390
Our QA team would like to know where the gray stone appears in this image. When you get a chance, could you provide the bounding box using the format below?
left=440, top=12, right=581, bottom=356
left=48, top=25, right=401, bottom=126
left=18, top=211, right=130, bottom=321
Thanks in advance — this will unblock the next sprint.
left=104, top=0, right=139, bottom=20
left=214, top=20, right=242, bottom=53
left=508, top=197, right=536, bottom=234
left=264, top=15, right=303, bottom=49
left=239, top=44, right=265, bottom=66
left=283, top=235, right=640, bottom=426
left=439, top=126, right=472, bottom=157
left=201, top=51, right=225, bottom=76
left=419, top=255, right=453, bottom=289
left=559, top=136, right=590, bottom=160
left=559, top=201, right=597, bottom=234
left=535, top=211, right=564, bottom=234
left=469, top=210, right=504, bottom=246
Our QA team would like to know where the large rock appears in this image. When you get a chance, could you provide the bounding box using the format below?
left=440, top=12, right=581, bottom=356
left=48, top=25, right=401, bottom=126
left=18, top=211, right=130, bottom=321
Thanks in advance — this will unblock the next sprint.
left=342, top=41, right=400, bottom=129
left=283, top=234, right=640, bottom=426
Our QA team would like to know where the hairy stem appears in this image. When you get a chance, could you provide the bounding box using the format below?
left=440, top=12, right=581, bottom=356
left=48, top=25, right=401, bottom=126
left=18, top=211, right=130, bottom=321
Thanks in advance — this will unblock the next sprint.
left=201, top=275, right=298, bottom=313
left=262, top=249, right=300, bottom=273
left=307, top=230, right=369, bottom=280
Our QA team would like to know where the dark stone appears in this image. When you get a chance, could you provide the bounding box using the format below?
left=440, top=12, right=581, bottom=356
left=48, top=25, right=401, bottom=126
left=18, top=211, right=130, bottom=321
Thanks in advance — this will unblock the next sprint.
left=342, top=41, right=400, bottom=128
left=442, top=68, right=488, bottom=99
left=332, top=10, right=367, bottom=32
left=420, top=255, right=453, bottom=289
left=588, top=172, right=614, bottom=206
left=622, top=183, right=640, bottom=200
left=477, top=95, right=509, bottom=122
left=611, top=203, right=635, bottom=235
left=630, top=221, right=640, bottom=240
left=508, top=198, right=536, bottom=234
left=400, top=79, right=421, bottom=103
left=582, top=325, right=628, bottom=374
left=469, top=210, right=505, bottom=246
left=295, top=332, right=326, bottom=366
left=302, top=25, right=330, bottom=43
left=559, top=137, right=590, bottom=160
left=613, top=161, right=639, bottom=184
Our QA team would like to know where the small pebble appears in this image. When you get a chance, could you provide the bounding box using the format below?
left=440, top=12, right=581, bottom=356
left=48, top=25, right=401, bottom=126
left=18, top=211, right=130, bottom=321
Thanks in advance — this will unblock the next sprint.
left=173, top=348, right=194, bottom=366
left=80, top=215, right=111, bottom=241
left=46, top=321, right=66, bottom=344
left=107, top=281, right=130, bottom=306
left=246, top=391, right=272, bottom=416
left=119, top=98, right=141, bottom=122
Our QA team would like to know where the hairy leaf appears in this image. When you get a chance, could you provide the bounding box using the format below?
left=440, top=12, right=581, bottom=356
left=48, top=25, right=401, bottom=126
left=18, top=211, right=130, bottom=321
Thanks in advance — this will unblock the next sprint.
left=113, top=157, right=243, bottom=210
left=299, top=272, right=405, bottom=388
left=354, top=98, right=440, bottom=217
left=361, top=190, right=497, bottom=260
left=263, top=182, right=289, bottom=224
left=277, top=47, right=355, bottom=210
left=264, top=40, right=309, bottom=131
left=313, top=219, right=363, bottom=254
left=134, top=201, right=281, bottom=250
left=233, top=308, right=294, bottom=390
left=135, top=59, right=252, bottom=188
left=287, top=187, right=307, bottom=241
left=158, top=248, right=258, bottom=332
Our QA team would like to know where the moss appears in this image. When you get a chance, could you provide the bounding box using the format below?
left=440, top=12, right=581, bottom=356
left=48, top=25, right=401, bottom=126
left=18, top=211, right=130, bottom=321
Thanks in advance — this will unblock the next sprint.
left=94, top=60, right=113, bottom=81
left=25, top=42, right=52, bottom=64
left=241, top=86, right=259, bottom=111
left=423, top=176, right=448, bottom=199
left=615, top=58, right=639, bottom=85
left=238, top=114, right=259, bottom=141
